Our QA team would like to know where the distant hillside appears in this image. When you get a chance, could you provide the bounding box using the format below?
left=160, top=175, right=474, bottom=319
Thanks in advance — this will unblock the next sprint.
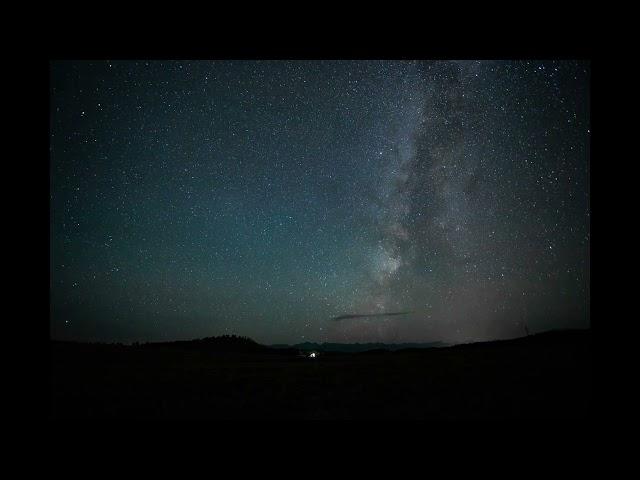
left=51, top=329, right=588, bottom=356
left=443, top=328, right=590, bottom=351
left=270, top=341, right=447, bottom=353
left=151, top=335, right=260, bottom=349
left=142, top=335, right=300, bottom=355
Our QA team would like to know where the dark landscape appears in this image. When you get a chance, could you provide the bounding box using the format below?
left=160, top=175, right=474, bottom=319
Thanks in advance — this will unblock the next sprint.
left=51, top=329, right=589, bottom=419
left=50, top=60, right=590, bottom=421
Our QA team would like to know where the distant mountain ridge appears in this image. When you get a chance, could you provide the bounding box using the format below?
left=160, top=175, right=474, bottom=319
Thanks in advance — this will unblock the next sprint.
left=147, top=334, right=268, bottom=352
left=270, top=341, right=447, bottom=353
left=141, top=334, right=300, bottom=355
left=52, top=329, right=589, bottom=354
left=50, top=336, right=445, bottom=353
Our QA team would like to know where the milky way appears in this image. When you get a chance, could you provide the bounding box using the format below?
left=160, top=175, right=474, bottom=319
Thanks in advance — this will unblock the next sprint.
left=50, top=60, right=590, bottom=344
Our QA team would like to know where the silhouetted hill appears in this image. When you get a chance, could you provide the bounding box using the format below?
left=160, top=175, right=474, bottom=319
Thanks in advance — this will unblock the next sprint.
left=143, top=334, right=270, bottom=353
left=51, top=329, right=586, bottom=355
left=270, top=341, right=447, bottom=353
left=51, top=334, right=301, bottom=358
left=442, top=328, right=590, bottom=351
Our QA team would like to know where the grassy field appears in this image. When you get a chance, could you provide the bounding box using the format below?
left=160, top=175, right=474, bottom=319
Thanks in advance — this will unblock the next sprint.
left=51, top=329, right=589, bottom=419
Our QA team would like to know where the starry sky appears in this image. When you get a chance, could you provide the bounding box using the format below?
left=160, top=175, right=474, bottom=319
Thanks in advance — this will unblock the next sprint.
left=50, top=60, right=590, bottom=345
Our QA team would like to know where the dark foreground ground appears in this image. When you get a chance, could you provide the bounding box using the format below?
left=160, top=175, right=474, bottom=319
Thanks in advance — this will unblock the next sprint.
left=51, top=329, right=589, bottom=419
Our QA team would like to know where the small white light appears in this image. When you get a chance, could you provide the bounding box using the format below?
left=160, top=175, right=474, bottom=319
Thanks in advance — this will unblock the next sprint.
left=309, top=352, right=316, bottom=358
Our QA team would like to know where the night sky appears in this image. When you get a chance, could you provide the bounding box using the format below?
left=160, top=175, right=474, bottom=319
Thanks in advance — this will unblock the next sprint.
left=50, top=60, right=590, bottom=345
